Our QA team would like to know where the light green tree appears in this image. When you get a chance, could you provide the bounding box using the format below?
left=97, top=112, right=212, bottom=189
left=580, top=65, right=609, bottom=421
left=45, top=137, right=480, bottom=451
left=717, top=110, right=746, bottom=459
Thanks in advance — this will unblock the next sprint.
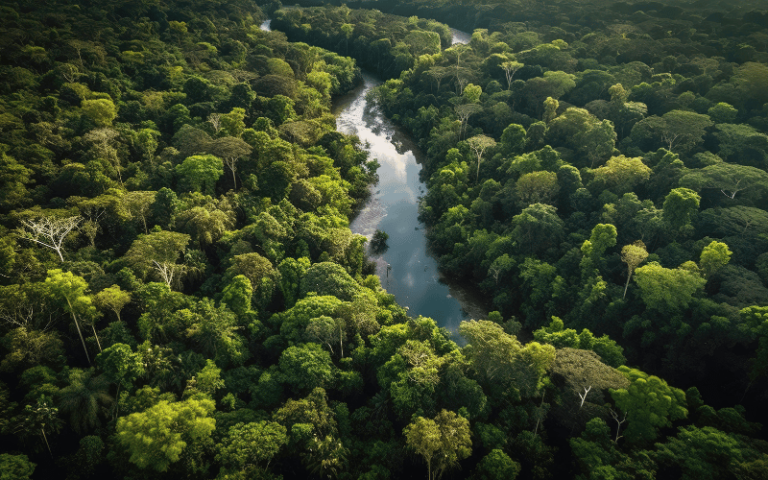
left=699, top=241, right=732, bottom=277
left=633, top=262, right=706, bottom=312
left=115, top=397, right=216, bottom=472
left=81, top=99, right=117, bottom=126
left=620, top=241, right=648, bottom=299
left=46, top=269, right=102, bottom=364
left=175, top=154, right=224, bottom=195
left=93, top=285, right=131, bottom=323
left=404, top=410, right=472, bottom=480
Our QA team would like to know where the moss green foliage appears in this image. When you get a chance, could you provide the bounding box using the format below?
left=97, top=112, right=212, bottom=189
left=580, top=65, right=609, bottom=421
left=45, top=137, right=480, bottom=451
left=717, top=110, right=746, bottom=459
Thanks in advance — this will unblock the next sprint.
left=2, top=0, right=768, bottom=478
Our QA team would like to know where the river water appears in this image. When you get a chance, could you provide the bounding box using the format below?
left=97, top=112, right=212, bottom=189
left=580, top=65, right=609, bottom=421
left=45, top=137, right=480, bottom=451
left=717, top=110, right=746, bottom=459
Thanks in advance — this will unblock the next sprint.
left=262, top=17, right=487, bottom=335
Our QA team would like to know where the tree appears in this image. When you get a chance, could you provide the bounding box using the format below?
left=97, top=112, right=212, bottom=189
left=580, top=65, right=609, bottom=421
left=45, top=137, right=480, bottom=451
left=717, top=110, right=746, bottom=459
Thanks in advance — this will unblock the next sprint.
left=96, top=343, right=144, bottom=415
left=466, top=135, right=497, bottom=184
left=679, top=163, right=768, bottom=201
left=589, top=155, right=651, bottom=195
left=473, top=449, right=521, bottom=480
left=659, top=110, right=713, bottom=153
left=303, top=435, right=348, bottom=479
left=46, top=269, right=101, bottom=364
left=501, top=60, right=524, bottom=90
left=404, top=410, right=472, bottom=480
left=459, top=320, right=555, bottom=398
left=633, top=262, right=706, bottom=312
left=662, top=188, right=700, bottom=232
left=610, top=366, right=687, bottom=444
left=216, top=421, right=287, bottom=471
left=14, top=395, right=63, bottom=458
left=115, top=397, right=216, bottom=472
left=17, top=215, right=82, bottom=262
left=57, top=368, right=112, bottom=434
left=221, top=275, right=253, bottom=318
left=516, top=171, right=559, bottom=206
left=175, top=154, right=224, bottom=195
left=306, top=316, right=346, bottom=357
left=125, top=231, right=190, bottom=288
left=621, top=241, right=648, bottom=299
left=699, top=241, right=732, bottom=277
left=207, top=137, right=252, bottom=189
left=0, top=454, right=35, bottom=480
left=510, top=203, right=565, bottom=255
left=122, top=191, right=156, bottom=234
left=81, top=99, right=117, bottom=126
left=654, top=426, right=743, bottom=480
left=93, top=285, right=131, bottom=323
left=279, top=343, right=335, bottom=395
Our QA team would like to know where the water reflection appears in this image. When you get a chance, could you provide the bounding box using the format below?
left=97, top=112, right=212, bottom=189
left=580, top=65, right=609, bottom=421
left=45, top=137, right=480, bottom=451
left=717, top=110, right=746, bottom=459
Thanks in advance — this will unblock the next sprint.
left=335, top=74, right=487, bottom=335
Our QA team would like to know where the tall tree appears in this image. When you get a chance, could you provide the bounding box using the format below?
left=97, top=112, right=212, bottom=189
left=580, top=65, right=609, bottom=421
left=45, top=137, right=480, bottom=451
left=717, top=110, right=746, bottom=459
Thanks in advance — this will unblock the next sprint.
left=404, top=410, right=472, bottom=480
left=46, top=269, right=101, bottom=364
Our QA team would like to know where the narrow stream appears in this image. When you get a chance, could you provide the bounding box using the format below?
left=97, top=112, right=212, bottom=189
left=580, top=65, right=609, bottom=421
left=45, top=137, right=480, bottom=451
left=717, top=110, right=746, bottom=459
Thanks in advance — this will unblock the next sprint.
left=262, top=18, right=488, bottom=335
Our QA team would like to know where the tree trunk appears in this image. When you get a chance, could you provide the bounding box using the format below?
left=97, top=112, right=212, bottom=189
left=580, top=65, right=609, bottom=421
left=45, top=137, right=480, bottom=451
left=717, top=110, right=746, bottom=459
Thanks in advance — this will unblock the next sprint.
left=623, top=268, right=633, bottom=299
left=41, top=428, right=53, bottom=458
left=67, top=299, right=92, bottom=365
left=91, top=324, right=103, bottom=353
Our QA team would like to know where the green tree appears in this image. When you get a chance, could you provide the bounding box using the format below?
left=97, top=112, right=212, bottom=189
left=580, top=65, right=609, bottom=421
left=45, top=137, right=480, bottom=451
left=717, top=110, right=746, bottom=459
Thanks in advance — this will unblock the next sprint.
left=466, top=135, right=497, bottom=183
left=96, top=343, right=144, bottom=414
left=175, top=154, right=224, bottom=195
left=14, top=395, right=63, bottom=457
left=404, top=410, right=472, bottom=480
left=633, top=262, right=706, bottom=312
left=125, top=231, right=190, bottom=288
left=654, top=426, right=743, bottom=480
left=93, top=285, right=131, bottom=323
left=0, top=454, right=35, bottom=480
left=221, top=275, right=253, bottom=318
left=589, top=155, right=651, bottom=195
left=279, top=343, right=335, bottom=395
left=81, top=99, right=117, bottom=126
left=516, top=171, right=559, bottom=207
left=620, top=241, right=648, bottom=299
left=699, top=241, right=732, bottom=278
left=610, top=366, right=687, bottom=444
left=57, top=368, right=112, bottom=434
left=115, top=397, right=216, bottom=472
left=303, top=435, right=349, bottom=480
left=216, top=421, right=287, bottom=471
left=473, top=449, right=520, bottom=480
left=662, top=188, right=700, bottom=232
left=46, top=269, right=101, bottom=364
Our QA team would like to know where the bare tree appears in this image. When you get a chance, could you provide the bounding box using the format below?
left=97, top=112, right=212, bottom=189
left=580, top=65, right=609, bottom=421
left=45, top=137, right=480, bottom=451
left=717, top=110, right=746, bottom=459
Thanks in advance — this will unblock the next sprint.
left=18, top=216, right=82, bottom=262
left=207, top=113, right=222, bottom=135
left=578, top=386, right=592, bottom=408
left=609, top=409, right=627, bottom=443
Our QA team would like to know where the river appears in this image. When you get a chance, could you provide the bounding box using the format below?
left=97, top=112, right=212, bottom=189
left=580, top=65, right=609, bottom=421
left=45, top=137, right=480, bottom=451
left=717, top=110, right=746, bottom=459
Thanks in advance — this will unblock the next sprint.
left=261, top=18, right=487, bottom=336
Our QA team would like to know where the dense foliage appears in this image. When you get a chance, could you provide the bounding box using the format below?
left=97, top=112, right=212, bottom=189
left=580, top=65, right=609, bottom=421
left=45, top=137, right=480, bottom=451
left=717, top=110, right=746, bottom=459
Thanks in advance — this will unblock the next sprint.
left=2, top=0, right=768, bottom=479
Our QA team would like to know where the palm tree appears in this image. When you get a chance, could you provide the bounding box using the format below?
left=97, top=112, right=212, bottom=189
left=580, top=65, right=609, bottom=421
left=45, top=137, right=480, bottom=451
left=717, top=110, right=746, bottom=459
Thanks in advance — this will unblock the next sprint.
left=57, top=368, right=113, bottom=435
left=303, top=435, right=348, bottom=479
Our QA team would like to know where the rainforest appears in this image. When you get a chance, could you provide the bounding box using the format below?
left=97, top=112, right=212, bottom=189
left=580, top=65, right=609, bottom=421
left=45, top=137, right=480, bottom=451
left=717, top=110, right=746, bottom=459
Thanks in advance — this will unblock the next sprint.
left=1, top=0, right=768, bottom=479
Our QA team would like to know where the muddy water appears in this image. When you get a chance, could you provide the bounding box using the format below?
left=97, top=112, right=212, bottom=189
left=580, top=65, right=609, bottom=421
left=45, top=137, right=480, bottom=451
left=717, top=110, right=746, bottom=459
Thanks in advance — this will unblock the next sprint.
left=264, top=18, right=487, bottom=335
